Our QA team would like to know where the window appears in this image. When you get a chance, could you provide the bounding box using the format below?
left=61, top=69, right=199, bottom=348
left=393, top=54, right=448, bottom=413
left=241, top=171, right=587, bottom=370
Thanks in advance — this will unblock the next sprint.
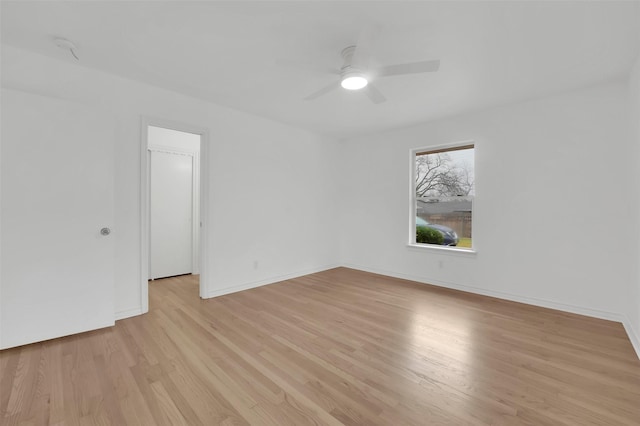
left=413, top=144, right=475, bottom=249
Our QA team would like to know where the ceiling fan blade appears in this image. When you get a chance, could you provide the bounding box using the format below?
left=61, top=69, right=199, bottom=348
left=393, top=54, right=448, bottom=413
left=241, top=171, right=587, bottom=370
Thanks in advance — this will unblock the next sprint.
left=351, top=23, right=382, bottom=70
left=304, top=81, right=339, bottom=101
left=364, top=83, right=386, bottom=104
left=373, top=59, right=440, bottom=77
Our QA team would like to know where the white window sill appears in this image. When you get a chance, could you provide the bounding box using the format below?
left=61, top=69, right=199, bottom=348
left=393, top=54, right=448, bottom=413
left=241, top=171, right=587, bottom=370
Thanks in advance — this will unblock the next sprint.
left=406, top=243, right=477, bottom=256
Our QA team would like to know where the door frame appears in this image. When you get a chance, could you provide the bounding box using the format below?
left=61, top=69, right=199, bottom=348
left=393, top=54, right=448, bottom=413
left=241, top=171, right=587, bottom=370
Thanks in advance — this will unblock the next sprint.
left=140, top=117, right=210, bottom=312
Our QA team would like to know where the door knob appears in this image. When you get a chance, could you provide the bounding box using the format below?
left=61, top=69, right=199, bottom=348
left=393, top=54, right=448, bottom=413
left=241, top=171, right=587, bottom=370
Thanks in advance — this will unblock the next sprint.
left=100, top=227, right=111, bottom=236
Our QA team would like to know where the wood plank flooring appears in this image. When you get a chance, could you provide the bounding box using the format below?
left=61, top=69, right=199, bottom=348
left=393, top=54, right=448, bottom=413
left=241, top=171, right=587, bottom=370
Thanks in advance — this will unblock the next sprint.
left=1, top=267, right=640, bottom=425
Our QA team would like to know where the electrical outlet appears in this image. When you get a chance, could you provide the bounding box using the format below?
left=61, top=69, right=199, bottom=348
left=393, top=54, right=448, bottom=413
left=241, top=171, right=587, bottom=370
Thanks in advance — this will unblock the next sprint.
left=253, top=260, right=259, bottom=270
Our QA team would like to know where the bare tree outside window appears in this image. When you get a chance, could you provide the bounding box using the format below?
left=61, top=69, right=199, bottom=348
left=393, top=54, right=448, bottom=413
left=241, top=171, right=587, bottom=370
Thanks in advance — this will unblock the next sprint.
left=414, top=145, right=474, bottom=249
left=415, top=152, right=474, bottom=197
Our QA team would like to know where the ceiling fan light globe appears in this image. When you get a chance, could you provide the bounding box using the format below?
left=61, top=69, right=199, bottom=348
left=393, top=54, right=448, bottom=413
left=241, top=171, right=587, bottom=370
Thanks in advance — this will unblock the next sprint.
left=341, top=75, right=368, bottom=90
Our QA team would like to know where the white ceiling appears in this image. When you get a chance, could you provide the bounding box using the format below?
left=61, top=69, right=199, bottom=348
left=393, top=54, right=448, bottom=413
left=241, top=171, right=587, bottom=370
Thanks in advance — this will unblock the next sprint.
left=2, top=1, right=639, bottom=138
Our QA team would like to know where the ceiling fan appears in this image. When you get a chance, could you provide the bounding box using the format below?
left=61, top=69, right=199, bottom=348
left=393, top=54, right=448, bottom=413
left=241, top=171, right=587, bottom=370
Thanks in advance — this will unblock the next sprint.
left=304, top=39, right=440, bottom=104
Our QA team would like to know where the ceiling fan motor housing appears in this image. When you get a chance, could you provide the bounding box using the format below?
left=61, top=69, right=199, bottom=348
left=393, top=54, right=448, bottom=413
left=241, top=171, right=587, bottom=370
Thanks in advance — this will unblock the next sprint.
left=340, top=45, right=368, bottom=89
left=340, top=46, right=363, bottom=73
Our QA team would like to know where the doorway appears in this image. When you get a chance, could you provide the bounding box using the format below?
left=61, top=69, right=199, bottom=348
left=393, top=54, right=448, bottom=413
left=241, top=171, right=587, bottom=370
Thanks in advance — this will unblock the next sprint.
left=148, top=126, right=200, bottom=279
left=141, top=119, right=209, bottom=312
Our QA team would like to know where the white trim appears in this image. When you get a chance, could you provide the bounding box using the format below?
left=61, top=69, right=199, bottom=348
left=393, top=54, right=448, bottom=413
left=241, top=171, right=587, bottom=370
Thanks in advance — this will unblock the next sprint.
left=406, top=243, right=477, bottom=256
left=140, top=117, right=210, bottom=310
left=0, top=89, right=2, bottom=348
left=622, top=315, right=640, bottom=360
left=140, top=122, right=149, bottom=314
left=345, top=262, right=639, bottom=361
left=191, top=150, right=200, bottom=275
left=204, top=264, right=340, bottom=299
left=199, top=130, right=210, bottom=299
left=408, top=148, right=417, bottom=242
left=1, top=320, right=115, bottom=351
left=115, top=307, right=144, bottom=321
left=0, top=8, right=4, bottom=348
left=148, top=145, right=196, bottom=156
left=342, top=262, right=624, bottom=322
left=412, top=140, right=476, bottom=157
left=410, top=140, right=476, bottom=250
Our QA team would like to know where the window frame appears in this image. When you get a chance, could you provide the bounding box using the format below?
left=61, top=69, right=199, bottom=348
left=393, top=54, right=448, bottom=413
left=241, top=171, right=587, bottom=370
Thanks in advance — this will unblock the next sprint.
left=409, top=141, right=476, bottom=253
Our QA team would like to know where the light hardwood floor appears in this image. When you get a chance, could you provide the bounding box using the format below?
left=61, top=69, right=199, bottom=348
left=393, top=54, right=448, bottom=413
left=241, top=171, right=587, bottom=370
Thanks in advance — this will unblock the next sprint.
left=1, top=267, right=640, bottom=425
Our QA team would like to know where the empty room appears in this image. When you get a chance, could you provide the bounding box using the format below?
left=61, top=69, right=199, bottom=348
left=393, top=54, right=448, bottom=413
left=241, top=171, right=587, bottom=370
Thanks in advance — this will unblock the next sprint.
left=1, top=1, right=640, bottom=425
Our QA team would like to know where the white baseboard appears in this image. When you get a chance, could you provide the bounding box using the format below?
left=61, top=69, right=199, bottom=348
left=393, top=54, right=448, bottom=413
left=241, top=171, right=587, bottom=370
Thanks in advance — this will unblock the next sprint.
left=341, top=263, right=624, bottom=322
left=0, top=320, right=115, bottom=350
left=115, top=306, right=144, bottom=321
left=346, top=263, right=640, bottom=361
left=111, top=262, right=640, bottom=361
left=204, top=263, right=341, bottom=299
left=622, top=315, right=640, bottom=360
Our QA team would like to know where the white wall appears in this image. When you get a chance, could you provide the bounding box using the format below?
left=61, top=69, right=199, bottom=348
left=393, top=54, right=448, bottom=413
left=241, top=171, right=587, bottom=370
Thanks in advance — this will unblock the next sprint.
left=340, top=82, right=636, bottom=322
left=1, top=46, right=340, bottom=321
left=2, top=45, right=639, bottom=358
left=148, top=125, right=201, bottom=152
left=628, top=55, right=640, bottom=355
